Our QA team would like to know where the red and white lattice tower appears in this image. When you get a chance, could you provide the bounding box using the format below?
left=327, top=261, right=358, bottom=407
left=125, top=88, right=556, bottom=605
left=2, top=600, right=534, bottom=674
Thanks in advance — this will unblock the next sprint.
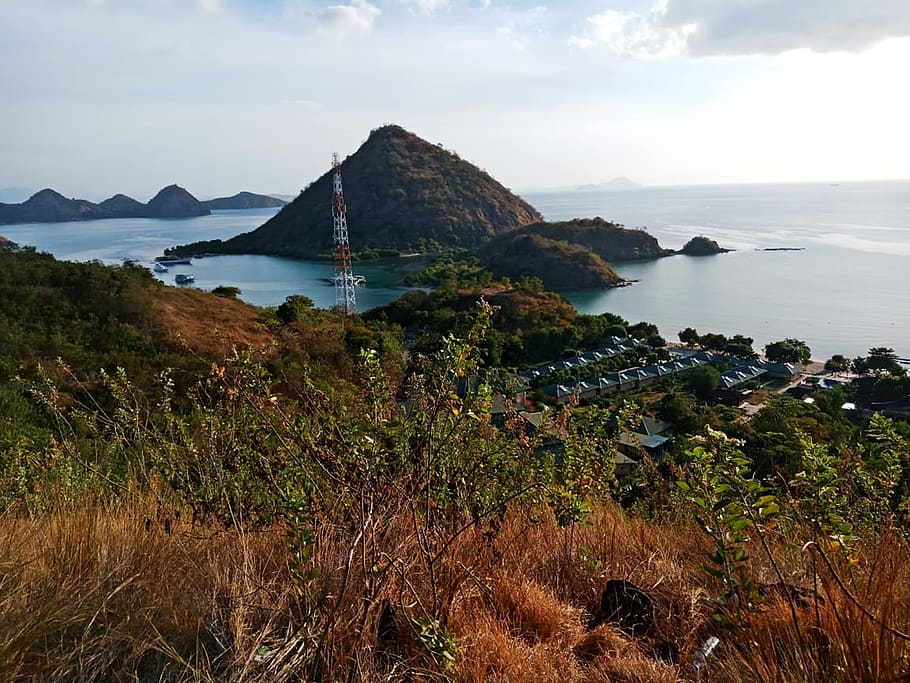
left=331, top=153, right=357, bottom=315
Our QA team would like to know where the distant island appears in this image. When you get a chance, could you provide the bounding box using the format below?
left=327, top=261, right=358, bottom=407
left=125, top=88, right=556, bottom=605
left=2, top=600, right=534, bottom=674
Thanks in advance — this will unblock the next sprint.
left=202, top=192, right=287, bottom=210
left=166, top=124, right=733, bottom=292
left=0, top=187, right=286, bottom=225
left=577, top=177, right=642, bottom=191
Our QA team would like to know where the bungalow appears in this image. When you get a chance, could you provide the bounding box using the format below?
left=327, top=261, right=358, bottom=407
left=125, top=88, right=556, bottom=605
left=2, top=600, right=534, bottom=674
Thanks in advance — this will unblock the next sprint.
left=617, top=416, right=675, bottom=458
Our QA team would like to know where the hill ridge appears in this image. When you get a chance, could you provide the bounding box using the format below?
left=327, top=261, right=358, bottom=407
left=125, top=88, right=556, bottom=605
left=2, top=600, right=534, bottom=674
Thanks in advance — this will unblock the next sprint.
left=0, top=185, right=211, bottom=224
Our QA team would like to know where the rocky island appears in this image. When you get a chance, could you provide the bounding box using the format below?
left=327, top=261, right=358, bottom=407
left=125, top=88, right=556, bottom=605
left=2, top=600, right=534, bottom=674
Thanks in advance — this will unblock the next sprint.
left=202, top=192, right=287, bottom=210
left=0, top=186, right=288, bottom=225
left=0, top=184, right=210, bottom=224
left=680, top=235, right=732, bottom=256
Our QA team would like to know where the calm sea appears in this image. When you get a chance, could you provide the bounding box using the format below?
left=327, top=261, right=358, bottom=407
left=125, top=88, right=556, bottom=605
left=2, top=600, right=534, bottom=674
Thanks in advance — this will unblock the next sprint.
left=529, top=180, right=909, bottom=361
left=2, top=180, right=908, bottom=360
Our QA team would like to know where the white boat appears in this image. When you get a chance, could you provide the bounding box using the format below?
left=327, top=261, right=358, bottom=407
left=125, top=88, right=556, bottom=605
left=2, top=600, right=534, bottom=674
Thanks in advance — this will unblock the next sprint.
left=175, top=273, right=195, bottom=284
left=153, top=262, right=169, bottom=273
left=323, top=274, right=366, bottom=286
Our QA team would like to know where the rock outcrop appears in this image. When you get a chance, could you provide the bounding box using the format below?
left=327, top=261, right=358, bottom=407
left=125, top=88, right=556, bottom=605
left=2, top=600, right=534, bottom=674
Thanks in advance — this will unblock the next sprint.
left=680, top=235, right=731, bottom=256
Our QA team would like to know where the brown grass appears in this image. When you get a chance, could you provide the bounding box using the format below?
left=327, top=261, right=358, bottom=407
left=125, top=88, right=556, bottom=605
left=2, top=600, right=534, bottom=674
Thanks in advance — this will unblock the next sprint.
left=1, top=500, right=908, bottom=682
left=152, top=287, right=275, bottom=357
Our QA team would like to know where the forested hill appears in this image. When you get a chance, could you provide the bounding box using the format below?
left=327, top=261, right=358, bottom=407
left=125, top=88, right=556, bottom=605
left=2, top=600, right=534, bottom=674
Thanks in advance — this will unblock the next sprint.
left=0, top=242, right=395, bottom=395
left=168, top=125, right=543, bottom=259
left=503, top=218, right=674, bottom=262
left=483, top=233, right=624, bottom=291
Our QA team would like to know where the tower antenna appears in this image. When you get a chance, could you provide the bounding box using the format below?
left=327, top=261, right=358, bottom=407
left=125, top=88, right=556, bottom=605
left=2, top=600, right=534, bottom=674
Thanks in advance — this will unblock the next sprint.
left=332, top=153, right=357, bottom=316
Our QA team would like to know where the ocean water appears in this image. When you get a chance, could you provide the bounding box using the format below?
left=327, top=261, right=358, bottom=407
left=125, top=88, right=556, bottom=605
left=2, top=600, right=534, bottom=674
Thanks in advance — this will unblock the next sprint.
left=2, top=180, right=908, bottom=360
left=0, top=208, right=415, bottom=311
left=526, top=181, right=910, bottom=361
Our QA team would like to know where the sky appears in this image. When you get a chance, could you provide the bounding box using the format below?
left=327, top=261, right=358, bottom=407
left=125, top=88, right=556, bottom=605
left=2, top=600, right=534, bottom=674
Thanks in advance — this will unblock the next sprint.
left=1, top=0, right=909, bottom=200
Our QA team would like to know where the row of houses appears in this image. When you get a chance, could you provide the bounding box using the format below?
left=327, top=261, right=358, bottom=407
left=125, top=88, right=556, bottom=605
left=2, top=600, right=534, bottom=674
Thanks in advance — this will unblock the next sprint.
left=540, top=350, right=797, bottom=403
left=521, top=336, right=645, bottom=384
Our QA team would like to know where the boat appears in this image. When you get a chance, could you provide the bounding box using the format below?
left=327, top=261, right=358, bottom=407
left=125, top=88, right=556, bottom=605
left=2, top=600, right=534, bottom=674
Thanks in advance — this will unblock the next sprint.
left=153, top=262, right=169, bottom=273
left=175, top=273, right=195, bottom=284
left=155, top=255, right=193, bottom=265
left=323, top=274, right=366, bottom=287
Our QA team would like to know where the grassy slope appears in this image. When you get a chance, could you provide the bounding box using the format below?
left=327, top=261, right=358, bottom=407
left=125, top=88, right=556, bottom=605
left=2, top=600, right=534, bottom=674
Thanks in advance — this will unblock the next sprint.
left=1, top=499, right=906, bottom=682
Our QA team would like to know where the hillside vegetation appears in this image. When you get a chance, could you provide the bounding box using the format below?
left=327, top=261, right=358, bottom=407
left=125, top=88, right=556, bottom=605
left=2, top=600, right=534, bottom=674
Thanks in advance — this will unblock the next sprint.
left=508, top=217, right=674, bottom=262
left=170, top=125, right=542, bottom=259
left=1, top=245, right=909, bottom=682
left=483, top=233, right=624, bottom=291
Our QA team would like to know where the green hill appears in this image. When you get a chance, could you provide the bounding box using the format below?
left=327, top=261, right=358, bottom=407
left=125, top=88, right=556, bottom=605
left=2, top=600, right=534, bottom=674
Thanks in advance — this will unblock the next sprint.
left=167, top=125, right=542, bottom=259
left=483, top=233, right=624, bottom=291
left=505, top=217, right=672, bottom=262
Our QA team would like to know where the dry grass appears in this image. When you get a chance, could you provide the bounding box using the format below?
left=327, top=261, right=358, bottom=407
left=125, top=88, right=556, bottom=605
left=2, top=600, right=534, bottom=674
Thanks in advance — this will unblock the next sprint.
left=152, top=287, right=275, bottom=356
left=1, top=500, right=908, bottom=682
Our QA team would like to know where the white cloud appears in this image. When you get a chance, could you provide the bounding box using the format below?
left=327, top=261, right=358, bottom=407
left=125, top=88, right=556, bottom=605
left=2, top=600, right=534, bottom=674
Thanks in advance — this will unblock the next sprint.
left=571, top=0, right=910, bottom=58
left=197, top=0, right=221, bottom=13
left=316, top=0, right=380, bottom=34
left=663, top=0, right=910, bottom=55
left=569, top=1, right=694, bottom=57
left=399, top=0, right=451, bottom=13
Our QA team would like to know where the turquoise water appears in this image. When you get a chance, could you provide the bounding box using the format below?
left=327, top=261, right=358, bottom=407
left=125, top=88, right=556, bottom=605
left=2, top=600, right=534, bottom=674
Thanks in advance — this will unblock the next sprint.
left=3, top=180, right=908, bottom=360
left=0, top=209, right=415, bottom=310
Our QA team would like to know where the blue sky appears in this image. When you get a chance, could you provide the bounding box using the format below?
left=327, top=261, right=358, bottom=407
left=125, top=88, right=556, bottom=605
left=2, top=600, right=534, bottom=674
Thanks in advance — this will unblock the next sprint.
left=1, top=0, right=908, bottom=199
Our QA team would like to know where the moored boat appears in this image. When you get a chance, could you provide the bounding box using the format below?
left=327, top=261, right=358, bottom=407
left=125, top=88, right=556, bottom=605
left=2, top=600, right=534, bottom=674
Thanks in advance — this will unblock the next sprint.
left=175, top=273, right=195, bottom=284
left=322, top=274, right=366, bottom=286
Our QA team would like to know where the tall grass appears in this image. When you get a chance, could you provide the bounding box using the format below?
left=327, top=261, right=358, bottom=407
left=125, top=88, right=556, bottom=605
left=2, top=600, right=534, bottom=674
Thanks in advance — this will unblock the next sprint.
left=2, top=497, right=908, bottom=681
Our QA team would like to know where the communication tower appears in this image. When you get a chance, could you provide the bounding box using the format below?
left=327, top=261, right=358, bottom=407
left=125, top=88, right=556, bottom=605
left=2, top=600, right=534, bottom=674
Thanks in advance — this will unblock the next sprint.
left=331, top=153, right=357, bottom=315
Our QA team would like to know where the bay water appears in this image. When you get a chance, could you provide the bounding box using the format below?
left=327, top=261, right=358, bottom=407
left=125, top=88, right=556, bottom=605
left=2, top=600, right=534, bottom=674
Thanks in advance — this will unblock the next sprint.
left=2, top=180, right=907, bottom=360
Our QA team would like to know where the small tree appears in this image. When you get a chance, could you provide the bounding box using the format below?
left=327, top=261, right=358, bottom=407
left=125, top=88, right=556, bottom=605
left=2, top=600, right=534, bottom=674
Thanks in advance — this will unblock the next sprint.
left=864, top=347, right=905, bottom=376
left=764, top=338, right=811, bottom=365
left=211, top=285, right=241, bottom=299
left=276, top=295, right=315, bottom=324
left=685, top=365, right=721, bottom=400
left=700, top=333, right=728, bottom=353
left=725, top=334, right=757, bottom=359
left=825, top=354, right=850, bottom=373
left=678, top=327, right=699, bottom=346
